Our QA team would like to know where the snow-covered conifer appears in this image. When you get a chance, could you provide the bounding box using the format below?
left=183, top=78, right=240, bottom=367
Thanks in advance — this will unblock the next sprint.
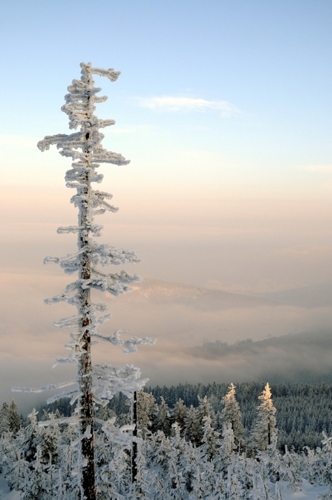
left=20, top=409, right=41, bottom=465
left=171, top=398, right=187, bottom=435
left=131, top=441, right=151, bottom=500
left=39, top=413, right=61, bottom=469
left=137, top=391, right=157, bottom=439
left=184, top=405, right=198, bottom=444
left=162, top=423, right=187, bottom=498
left=5, top=410, right=59, bottom=499
left=193, top=395, right=215, bottom=446
left=154, top=397, right=171, bottom=436
left=96, top=417, right=132, bottom=498
left=316, top=433, right=332, bottom=496
left=150, top=430, right=171, bottom=473
left=225, top=461, right=245, bottom=500
left=250, top=383, right=278, bottom=453
left=0, top=402, right=10, bottom=436
left=217, top=422, right=235, bottom=475
left=12, top=63, right=154, bottom=499
left=220, top=383, right=244, bottom=449
left=200, top=415, right=220, bottom=461
left=8, top=401, right=21, bottom=434
left=280, top=445, right=303, bottom=492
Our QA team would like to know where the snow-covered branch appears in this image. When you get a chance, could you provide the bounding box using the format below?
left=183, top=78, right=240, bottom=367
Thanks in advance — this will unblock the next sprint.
left=91, top=329, right=155, bottom=354
left=12, top=379, right=77, bottom=394
left=34, top=62, right=154, bottom=498
left=92, top=363, right=148, bottom=401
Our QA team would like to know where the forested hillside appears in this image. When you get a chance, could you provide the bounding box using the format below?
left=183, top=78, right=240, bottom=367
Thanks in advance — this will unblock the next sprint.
left=2, top=382, right=332, bottom=498
left=34, top=381, right=332, bottom=451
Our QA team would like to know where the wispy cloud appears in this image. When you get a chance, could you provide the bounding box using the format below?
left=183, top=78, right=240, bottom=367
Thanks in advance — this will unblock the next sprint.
left=139, top=96, right=239, bottom=116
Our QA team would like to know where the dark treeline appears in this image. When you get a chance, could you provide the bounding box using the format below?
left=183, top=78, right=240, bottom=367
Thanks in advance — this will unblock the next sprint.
left=146, top=381, right=332, bottom=451
left=37, top=381, right=332, bottom=452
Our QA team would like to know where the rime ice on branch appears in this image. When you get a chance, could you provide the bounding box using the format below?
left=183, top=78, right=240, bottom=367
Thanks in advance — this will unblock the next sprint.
left=29, top=62, right=154, bottom=500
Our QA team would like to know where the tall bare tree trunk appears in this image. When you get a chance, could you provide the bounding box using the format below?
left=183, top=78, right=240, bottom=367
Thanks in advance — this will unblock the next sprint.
left=36, top=63, right=154, bottom=499
left=78, top=204, right=96, bottom=497
left=78, top=90, right=96, bottom=497
left=132, top=390, right=138, bottom=483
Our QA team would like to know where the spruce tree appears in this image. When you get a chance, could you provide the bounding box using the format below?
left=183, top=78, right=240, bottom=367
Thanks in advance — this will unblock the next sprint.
left=154, top=397, right=171, bottom=436
left=220, top=383, right=244, bottom=449
left=172, top=398, right=187, bottom=436
left=8, top=400, right=21, bottom=434
left=250, top=383, right=278, bottom=453
left=0, top=402, right=10, bottom=436
left=13, top=62, right=154, bottom=499
left=200, top=415, right=220, bottom=461
left=184, top=405, right=198, bottom=444
left=194, top=396, right=215, bottom=446
left=137, top=391, right=157, bottom=439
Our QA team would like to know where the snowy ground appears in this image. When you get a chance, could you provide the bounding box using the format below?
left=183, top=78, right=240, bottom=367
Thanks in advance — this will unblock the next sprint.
left=0, top=473, right=19, bottom=500
left=0, top=475, right=329, bottom=499
left=278, top=480, right=328, bottom=499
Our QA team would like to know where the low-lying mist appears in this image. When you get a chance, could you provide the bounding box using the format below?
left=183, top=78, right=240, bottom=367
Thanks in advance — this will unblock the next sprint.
left=2, top=274, right=332, bottom=412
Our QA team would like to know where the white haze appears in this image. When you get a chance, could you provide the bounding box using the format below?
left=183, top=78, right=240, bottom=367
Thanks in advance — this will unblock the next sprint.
left=2, top=187, right=332, bottom=411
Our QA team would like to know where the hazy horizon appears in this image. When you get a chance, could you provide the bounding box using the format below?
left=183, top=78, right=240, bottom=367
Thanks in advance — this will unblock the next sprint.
left=1, top=1, right=332, bottom=411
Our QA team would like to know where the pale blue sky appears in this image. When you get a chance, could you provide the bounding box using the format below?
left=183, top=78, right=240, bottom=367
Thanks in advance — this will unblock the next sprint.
left=1, top=1, right=332, bottom=292
left=1, top=0, right=332, bottom=193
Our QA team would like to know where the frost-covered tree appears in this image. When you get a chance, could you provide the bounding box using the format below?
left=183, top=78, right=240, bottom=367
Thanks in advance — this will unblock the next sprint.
left=200, top=415, right=220, bottom=461
left=137, top=391, right=157, bottom=439
left=0, top=402, right=10, bottom=436
left=220, top=383, right=244, bottom=449
left=131, top=439, right=151, bottom=499
left=94, top=416, right=134, bottom=498
left=194, top=395, right=215, bottom=446
left=250, top=383, right=278, bottom=453
left=13, top=63, right=154, bottom=499
left=171, top=398, right=187, bottom=435
left=8, top=401, right=21, bottom=434
left=168, top=423, right=188, bottom=495
left=215, top=422, right=236, bottom=483
left=5, top=410, right=47, bottom=498
left=154, top=397, right=171, bottom=436
left=183, top=405, right=198, bottom=444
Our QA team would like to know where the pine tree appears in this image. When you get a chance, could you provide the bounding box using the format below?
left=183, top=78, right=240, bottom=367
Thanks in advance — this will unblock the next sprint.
left=250, top=383, right=278, bottom=453
left=200, top=415, right=220, bottom=461
left=150, top=430, right=172, bottom=473
left=20, top=409, right=41, bottom=465
left=220, top=383, right=244, bottom=449
left=6, top=410, right=54, bottom=499
left=39, top=413, right=61, bottom=469
left=172, top=398, right=187, bottom=435
left=0, top=401, right=11, bottom=435
left=216, top=422, right=235, bottom=478
left=97, top=418, right=132, bottom=498
left=184, top=405, right=198, bottom=444
left=0, top=402, right=10, bottom=436
left=168, top=423, right=187, bottom=497
left=279, top=445, right=302, bottom=493
left=194, top=395, right=215, bottom=446
left=137, top=391, right=157, bottom=439
left=13, top=62, right=154, bottom=500
left=8, top=400, right=21, bottom=434
left=154, top=397, right=171, bottom=436
left=131, top=440, right=151, bottom=500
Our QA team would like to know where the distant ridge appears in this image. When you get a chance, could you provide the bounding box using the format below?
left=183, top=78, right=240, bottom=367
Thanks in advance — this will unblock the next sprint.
left=259, top=281, right=332, bottom=308
left=188, top=330, right=332, bottom=383
left=129, top=278, right=277, bottom=311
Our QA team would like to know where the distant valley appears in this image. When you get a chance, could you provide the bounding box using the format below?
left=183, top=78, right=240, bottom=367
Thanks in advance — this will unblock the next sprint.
left=100, top=278, right=332, bottom=385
